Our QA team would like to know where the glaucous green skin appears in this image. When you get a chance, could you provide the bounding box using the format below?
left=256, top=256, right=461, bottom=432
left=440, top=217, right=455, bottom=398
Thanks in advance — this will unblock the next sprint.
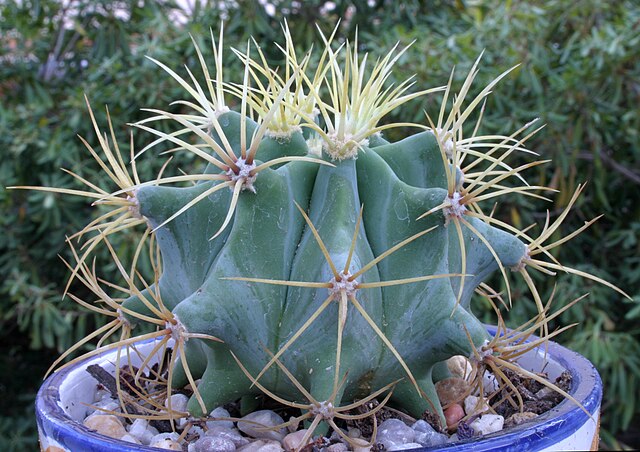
left=123, top=111, right=527, bottom=419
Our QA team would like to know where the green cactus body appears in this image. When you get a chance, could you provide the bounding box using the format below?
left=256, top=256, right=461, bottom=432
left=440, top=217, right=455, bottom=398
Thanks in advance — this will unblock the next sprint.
left=123, top=110, right=528, bottom=420
left=13, top=25, right=629, bottom=441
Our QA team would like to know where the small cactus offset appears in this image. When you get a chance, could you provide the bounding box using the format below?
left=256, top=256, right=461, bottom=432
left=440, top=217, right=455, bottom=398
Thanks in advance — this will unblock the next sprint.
left=18, top=24, right=630, bottom=441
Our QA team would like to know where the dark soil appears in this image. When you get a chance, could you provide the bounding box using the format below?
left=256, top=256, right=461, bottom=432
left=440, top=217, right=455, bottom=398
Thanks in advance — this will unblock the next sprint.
left=492, top=368, right=572, bottom=419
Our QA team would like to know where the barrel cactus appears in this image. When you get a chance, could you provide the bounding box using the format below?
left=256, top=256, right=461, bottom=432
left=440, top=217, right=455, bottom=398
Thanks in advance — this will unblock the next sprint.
left=20, top=24, right=628, bottom=442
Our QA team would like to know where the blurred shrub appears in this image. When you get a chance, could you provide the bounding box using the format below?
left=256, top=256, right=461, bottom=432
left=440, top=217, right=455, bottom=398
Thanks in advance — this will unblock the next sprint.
left=1, top=0, right=638, bottom=444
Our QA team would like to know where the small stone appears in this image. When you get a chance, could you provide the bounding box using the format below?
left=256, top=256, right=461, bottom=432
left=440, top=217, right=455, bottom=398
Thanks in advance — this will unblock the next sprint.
left=469, top=414, right=505, bottom=435
left=447, top=433, right=459, bottom=443
left=205, top=426, right=249, bottom=447
left=481, top=371, right=499, bottom=394
left=150, top=432, right=181, bottom=446
left=387, top=442, right=424, bottom=451
left=443, top=404, right=465, bottom=428
left=93, top=388, right=110, bottom=401
left=190, top=425, right=206, bottom=439
left=327, top=443, right=349, bottom=452
left=120, top=434, right=141, bottom=444
left=238, top=410, right=287, bottom=441
left=410, top=420, right=434, bottom=433
left=535, top=387, right=555, bottom=399
left=91, top=400, right=120, bottom=415
left=206, top=406, right=235, bottom=430
left=347, top=427, right=362, bottom=438
left=150, top=439, right=182, bottom=450
left=414, top=430, right=448, bottom=447
left=463, top=395, right=489, bottom=416
left=286, top=416, right=299, bottom=433
left=282, top=429, right=312, bottom=451
left=45, top=447, right=65, bottom=452
left=348, top=437, right=372, bottom=452
left=93, top=390, right=114, bottom=405
left=128, top=418, right=147, bottom=435
left=237, top=439, right=285, bottom=452
left=165, top=393, right=189, bottom=413
left=128, top=418, right=159, bottom=445
left=83, top=414, right=127, bottom=439
left=330, top=429, right=345, bottom=442
left=376, top=419, right=415, bottom=450
left=446, top=356, right=473, bottom=380
left=194, top=435, right=236, bottom=452
left=504, top=411, right=537, bottom=427
left=435, top=378, right=469, bottom=406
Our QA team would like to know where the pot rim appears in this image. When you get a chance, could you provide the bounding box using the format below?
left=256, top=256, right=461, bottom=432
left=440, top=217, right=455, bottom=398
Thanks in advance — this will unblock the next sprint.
left=416, top=325, right=602, bottom=451
left=35, top=325, right=601, bottom=451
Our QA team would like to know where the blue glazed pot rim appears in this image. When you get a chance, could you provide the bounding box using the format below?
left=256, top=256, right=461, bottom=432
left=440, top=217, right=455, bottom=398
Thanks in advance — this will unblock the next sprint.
left=36, top=336, right=170, bottom=452
left=36, top=326, right=602, bottom=451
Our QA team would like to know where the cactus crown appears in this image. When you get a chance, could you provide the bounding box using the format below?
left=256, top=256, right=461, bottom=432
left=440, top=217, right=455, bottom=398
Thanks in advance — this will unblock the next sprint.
left=13, top=23, right=630, bottom=443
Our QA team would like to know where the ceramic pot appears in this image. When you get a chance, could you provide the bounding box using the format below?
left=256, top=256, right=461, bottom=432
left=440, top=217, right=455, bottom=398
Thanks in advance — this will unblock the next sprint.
left=36, top=327, right=601, bottom=451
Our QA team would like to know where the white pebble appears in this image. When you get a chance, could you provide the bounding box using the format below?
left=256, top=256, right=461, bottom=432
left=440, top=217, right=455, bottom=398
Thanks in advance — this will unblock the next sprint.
left=237, top=410, right=286, bottom=441
left=446, top=355, right=473, bottom=379
left=190, top=425, right=206, bottom=439
left=128, top=418, right=158, bottom=445
left=120, top=433, right=141, bottom=444
left=237, top=439, right=285, bottom=452
left=150, top=438, right=182, bottom=450
left=469, top=414, right=505, bottom=435
left=282, top=429, right=312, bottom=451
left=93, top=388, right=110, bottom=403
left=206, top=406, right=235, bottom=430
left=327, top=443, right=349, bottom=452
left=165, top=393, right=190, bottom=428
left=128, top=418, right=148, bottom=436
left=205, top=426, right=249, bottom=447
left=150, top=432, right=180, bottom=444
left=89, top=400, right=121, bottom=416
left=415, top=430, right=448, bottom=447
left=194, top=435, right=236, bottom=451
left=348, top=437, right=372, bottom=452
left=411, top=421, right=447, bottom=447
left=481, top=371, right=499, bottom=394
left=375, top=419, right=415, bottom=450
left=536, top=387, right=555, bottom=399
left=286, top=416, right=299, bottom=433
left=464, top=395, right=489, bottom=416
left=410, top=420, right=435, bottom=433
left=166, top=393, right=190, bottom=413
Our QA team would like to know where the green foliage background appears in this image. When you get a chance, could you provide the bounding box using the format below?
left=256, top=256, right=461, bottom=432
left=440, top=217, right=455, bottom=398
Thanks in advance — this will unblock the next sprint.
left=1, top=0, right=638, bottom=448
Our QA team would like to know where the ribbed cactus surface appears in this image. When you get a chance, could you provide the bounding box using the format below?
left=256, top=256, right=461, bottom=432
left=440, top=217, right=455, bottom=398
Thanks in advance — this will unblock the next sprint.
left=124, top=108, right=527, bottom=419
left=18, top=25, right=628, bottom=437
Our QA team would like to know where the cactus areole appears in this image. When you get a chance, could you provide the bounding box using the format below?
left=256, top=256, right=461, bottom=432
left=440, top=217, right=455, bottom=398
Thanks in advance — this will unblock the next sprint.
left=22, top=25, right=628, bottom=435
